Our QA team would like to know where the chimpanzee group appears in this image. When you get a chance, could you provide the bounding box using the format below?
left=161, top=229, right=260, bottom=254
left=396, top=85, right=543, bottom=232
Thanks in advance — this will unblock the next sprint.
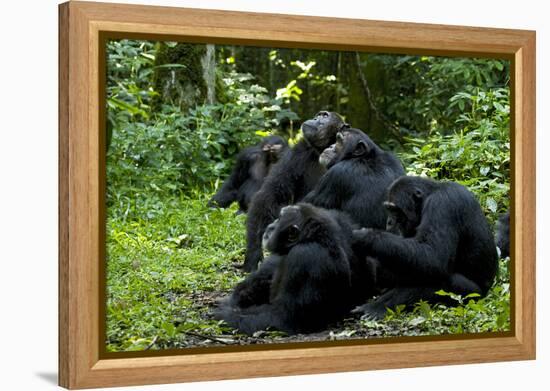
left=209, top=111, right=509, bottom=335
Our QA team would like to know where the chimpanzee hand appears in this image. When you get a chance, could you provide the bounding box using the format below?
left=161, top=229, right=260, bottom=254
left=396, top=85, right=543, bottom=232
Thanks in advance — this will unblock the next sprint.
left=352, top=227, right=380, bottom=251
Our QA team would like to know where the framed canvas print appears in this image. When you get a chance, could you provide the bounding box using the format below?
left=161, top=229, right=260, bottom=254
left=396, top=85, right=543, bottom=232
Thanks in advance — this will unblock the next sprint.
left=59, top=1, right=536, bottom=389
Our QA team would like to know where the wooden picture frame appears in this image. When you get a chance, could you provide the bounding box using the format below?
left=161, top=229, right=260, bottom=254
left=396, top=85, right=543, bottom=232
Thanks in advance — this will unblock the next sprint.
left=59, top=1, right=536, bottom=388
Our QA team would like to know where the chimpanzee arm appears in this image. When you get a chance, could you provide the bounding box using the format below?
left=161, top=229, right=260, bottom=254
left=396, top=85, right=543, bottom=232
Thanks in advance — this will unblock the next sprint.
left=229, top=255, right=282, bottom=308
left=243, top=160, right=300, bottom=272
left=355, top=195, right=459, bottom=282
left=209, top=149, right=256, bottom=208
left=213, top=303, right=287, bottom=335
left=367, top=230, right=457, bottom=281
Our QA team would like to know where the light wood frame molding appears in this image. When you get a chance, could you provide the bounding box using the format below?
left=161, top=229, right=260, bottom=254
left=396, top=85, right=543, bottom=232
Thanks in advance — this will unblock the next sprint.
left=58, top=1, right=536, bottom=389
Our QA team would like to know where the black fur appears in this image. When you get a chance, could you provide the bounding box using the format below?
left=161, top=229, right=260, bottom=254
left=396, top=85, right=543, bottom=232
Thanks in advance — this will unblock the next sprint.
left=208, top=136, right=288, bottom=213
left=304, top=127, right=404, bottom=229
left=495, top=211, right=510, bottom=258
left=241, top=111, right=346, bottom=272
left=353, top=176, right=499, bottom=319
left=214, top=203, right=368, bottom=335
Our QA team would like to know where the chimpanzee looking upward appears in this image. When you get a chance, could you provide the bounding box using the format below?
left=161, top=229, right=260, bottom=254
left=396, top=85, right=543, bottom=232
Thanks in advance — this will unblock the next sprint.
left=304, top=127, right=405, bottom=229
left=214, top=203, right=359, bottom=335
left=208, top=136, right=288, bottom=213
left=241, top=111, right=347, bottom=272
left=352, top=176, right=499, bottom=319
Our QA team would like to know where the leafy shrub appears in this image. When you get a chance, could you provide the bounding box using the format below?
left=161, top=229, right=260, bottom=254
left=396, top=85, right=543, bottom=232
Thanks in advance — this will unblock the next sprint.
left=106, top=40, right=292, bottom=209
left=107, top=40, right=157, bottom=124
left=400, top=87, right=510, bottom=220
left=371, top=55, right=509, bottom=134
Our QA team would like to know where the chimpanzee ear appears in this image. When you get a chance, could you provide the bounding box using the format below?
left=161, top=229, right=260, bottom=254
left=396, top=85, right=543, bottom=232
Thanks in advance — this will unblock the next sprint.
left=339, top=123, right=351, bottom=131
left=336, top=132, right=345, bottom=142
left=413, top=187, right=423, bottom=200
left=353, top=140, right=368, bottom=157
left=287, top=224, right=300, bottom=242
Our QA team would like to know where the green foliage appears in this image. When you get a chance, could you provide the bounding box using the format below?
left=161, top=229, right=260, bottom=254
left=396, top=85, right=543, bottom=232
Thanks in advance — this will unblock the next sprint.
left=372, top=55, right=509, bottom=134
left=266, top=49, right=346, bottom=134
left=107, top=40, right=157, bottom=123
left=400, top=87, right=510, bottom=219
left=106, top=40, right=289, bottom=200
left=106, top=196, right=245, bottom=351
left=106, top=100, right=263, bottom=207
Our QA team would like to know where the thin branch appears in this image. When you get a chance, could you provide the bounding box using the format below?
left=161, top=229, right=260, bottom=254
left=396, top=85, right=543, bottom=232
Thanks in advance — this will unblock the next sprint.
left=144, top=335, right=158, bottom=350
left=354, top=52, right=404, bottom=140
left=184, top=331, right=234, bottom=345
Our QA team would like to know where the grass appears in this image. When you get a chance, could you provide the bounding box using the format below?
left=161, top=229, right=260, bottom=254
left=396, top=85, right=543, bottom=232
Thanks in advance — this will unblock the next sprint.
left=106, top=193, right=510, bottom=352
left=106, top=195, right=245, bottom=351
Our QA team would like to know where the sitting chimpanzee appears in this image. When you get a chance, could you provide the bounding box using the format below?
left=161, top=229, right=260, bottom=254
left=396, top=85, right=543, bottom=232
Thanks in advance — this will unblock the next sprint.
left=214, top=203, right=370, bottom=335
left=352, top=176, right=499, bottom=319
left=208, top=136, right=288, bottom=213
left=304, top=127, right=404, bottom=229
left=495, top=211, right=510, bottom=258
left=241, top=111, right=346, bottom=272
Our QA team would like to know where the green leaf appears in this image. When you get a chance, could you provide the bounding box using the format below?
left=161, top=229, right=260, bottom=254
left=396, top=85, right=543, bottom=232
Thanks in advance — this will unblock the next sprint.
left=417, top=301, right=432, bottom=317
left=161, top=322, right=176, bottom=337
left=409, top=316, right=426, bottom=326
left=486, top=198, right=498, bottom=213
left=255, top=130, right=271, bottom=137
left=140, top=52, right=155, bottom=61
left=465, top=293, right=481, bottom=299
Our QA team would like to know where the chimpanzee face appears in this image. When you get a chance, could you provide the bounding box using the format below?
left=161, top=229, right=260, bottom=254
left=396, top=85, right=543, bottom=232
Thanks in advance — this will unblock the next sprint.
left=261, top=136, right=287, bottom=163
left=384, top=201, right=418, bottom=237
left=335, top=130, right=369, bottom=156
left=262, top=205, right=305, bottom=255
left=384, top=181, right=424, bottom=237
left=323, top=128, right=372, bottom=168
left=301, top=111, right=346, bottom=150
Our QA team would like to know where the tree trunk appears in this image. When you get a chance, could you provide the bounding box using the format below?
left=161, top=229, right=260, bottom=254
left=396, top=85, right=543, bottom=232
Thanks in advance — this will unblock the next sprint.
left=202, top=44, right=216, bottom=105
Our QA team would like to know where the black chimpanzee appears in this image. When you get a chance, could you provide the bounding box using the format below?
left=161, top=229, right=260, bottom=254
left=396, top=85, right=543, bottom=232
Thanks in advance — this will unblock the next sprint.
left=352, top=176, right=499, bottom=319
left=214, top=203, right=364, bottom=335
left=495, top=211, right=510, bottom=258
left=303, top=127, right=404, bottom=229
left=241, top=111, right=346, bottom=272
left=208, top=136, right=289, bottom=213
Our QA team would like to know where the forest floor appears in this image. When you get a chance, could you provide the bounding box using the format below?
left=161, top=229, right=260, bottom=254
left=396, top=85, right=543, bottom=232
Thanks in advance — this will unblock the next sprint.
left=106, top=194, right=510, bottom=352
